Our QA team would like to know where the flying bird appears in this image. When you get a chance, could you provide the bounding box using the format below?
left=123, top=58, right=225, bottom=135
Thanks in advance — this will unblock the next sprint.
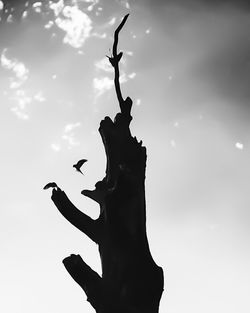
left=73, top=159, right=87, bottom=175
left=43, top=182, right=58, bottom=190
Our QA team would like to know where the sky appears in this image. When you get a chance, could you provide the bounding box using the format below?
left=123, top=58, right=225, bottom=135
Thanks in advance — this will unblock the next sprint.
left=1, top=0, right=250, bottom=312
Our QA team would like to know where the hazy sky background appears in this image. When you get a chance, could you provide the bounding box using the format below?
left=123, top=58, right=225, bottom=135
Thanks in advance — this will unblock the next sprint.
left=1, top=0, right=250, bottom=312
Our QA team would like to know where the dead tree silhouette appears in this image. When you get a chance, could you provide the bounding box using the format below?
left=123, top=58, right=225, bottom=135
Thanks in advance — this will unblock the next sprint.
left=49, top=14, right=164, bottom=313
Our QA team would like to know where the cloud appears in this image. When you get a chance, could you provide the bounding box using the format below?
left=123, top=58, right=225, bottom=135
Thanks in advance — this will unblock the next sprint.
left=50, top=122, right=82, bottom=151
left=1, top=49, right=29, bottom=89
left=136, top=98, right=141, bottom=106
left=49, top=0, right=64, bottom=16
left=33, top=2, right=42, bottom=7
left=235, top=142, right=244, bottom=150
left=49, top=1, right=93, bottom=48
left=83, top=0, right=99, bottom=12
left=6, top=14, right=13, bottom=23
left=9, top=89, right=31, bottom=120
left=44, top=20, right=54, bottom=29
left=108, top=17, right=116, bottom=26
left=62, top=122, right=81, bottom=148
left=93, top=55, right=136, bottom=97
left=0, top=1, right=3, bottom=10
left=94, top=57, right=113, bottom=73
left=125, top=51, right=133, bottom=56
left=32, top=2, right=42, bottom=13
left=93, top=76, right=113, bottom=96
left=34, top=91, right=46, bottom=102
left=22, top=11, right=28, bottom=19
left=14, top=90, right=31, bottom=107
left=93, top=73, right=132, bottom=97
left=51, top=143, right=61, bottom=152
left=128, top=72, right=136, bottom=79
left=64, top=122, right=81, bottom=133
left=10, top=107, right=29, bottom=120
left=1, top=50, right=31, bottom=120
left=116, top=0, right=130, bottom=9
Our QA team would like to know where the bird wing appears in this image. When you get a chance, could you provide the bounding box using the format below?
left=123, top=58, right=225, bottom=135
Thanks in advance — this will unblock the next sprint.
left=43, top=182, right=58, bottom=190
left=76, top=159, right=87, bottom=168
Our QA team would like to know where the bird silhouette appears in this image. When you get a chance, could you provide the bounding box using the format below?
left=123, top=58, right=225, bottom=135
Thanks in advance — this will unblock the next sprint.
left=43, top=182, right=58, bottom=190
left=73, top=159, right=87, bottom=175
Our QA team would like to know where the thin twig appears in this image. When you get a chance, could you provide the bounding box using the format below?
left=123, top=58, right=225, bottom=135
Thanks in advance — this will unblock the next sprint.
left=108, top=14, right=129, bottom=113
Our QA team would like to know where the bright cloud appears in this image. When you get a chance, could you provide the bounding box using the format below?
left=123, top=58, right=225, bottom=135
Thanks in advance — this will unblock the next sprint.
left=93, top=70, right=136, bottom=97
left=120, top=73, right=128, bottom=83
left=235, top=142, right=244, bottom=150
left=51, top=143, right=61, bottom=152
left=50, top=1, right=93, bottom=48
left=51, top=122, right=82, bottom=151
left=93, top=77, right=113, bottom=96
left=49, top=0, right=64, bottom=16
left=22, top=11, right=28, bottom=19
left=117, top=0, right=130, bottom=9
left=136, top=98, right=141, bottom=106
left=95, top=57, right=113, bottom=73
left=64, top=122, right=81, bottom=133
left=11, top=107, right=29, bottom=120
left=9, top=90, right=31, bottom=120
left=128, top=72, right=136, bottom=79
left=32, top=2, right=42, bottom=13
left=125, top=50, right=133, bottom=56
left=13, top=63, right=28, bottom=79
left=93, top=48, right=135, bottom=98
left=62, top=122, right=81, bottom=148
left=1, top=49, right=29, bottom=89
left=1, top=50, right=31, bottom=120
left=108, top=17, right=116, bottom=26
left=62, top=134, right=81, bottom=147
left=84, top=0, right=99, bottom=12
left=0, top=1, right=4, bottom=10
left=44, top=20, right=54, bottom=29
left=6, top=14, right=13, bottom=23
left=34, top=91, right=46, bottom=102
left=33, top=2, right=42, bottom=8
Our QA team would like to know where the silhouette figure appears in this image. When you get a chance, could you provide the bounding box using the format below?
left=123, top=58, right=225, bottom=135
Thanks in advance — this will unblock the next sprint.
left=49, top=14, right=164, bottom=313
left=73, top=159, right=87, bottom=175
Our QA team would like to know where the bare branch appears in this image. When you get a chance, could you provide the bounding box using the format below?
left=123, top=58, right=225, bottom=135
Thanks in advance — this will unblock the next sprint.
left=51, top=189, right=100, bottom=243
left=112, top=14, right=129, bottom=59
left=107, top=14, right=129, bottom=112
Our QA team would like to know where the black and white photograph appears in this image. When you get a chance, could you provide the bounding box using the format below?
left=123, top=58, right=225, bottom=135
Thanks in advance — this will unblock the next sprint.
left=1, top=0, right=250, bottom=312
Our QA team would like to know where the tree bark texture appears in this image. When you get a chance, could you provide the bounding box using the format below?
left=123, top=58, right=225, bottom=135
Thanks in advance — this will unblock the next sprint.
left=50, top=15, right=164, bottom=313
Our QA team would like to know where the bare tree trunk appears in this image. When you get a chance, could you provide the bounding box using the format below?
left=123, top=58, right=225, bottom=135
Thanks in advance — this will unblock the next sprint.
left=50, top=15, right=164, bottom=313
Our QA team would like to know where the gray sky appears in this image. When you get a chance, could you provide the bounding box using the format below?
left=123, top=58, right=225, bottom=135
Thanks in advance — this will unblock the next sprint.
left=0, top=1, right=250, bottom=312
